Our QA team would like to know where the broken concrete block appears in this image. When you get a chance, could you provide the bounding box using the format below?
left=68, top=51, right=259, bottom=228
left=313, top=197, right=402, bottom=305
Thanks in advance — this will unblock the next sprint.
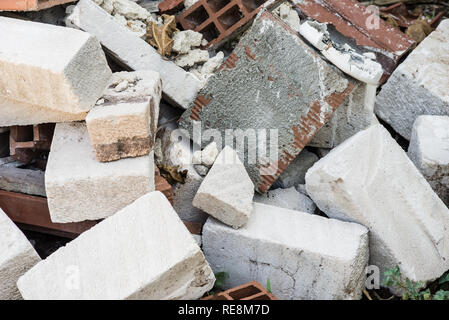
left=306, top=124, right=449, bottom=284
left=254, top=187, right=316, bottom=214
left=17, top=192, right=215, bottom=299
left=408, top=116, right=449, bottom=206
left=179, top=11, right=356, bottom=193
left=86, top=71, right=162, bottom=162
left=0, top=208, right=40, bottom=300
left=0, top=167, right=46, bottom=197
left=46, top=122, right=155, bottom=223
left=309, top=81, right=379, bottom=148
left=173, top=170, right=207, bottom=223
left=66, top=0, right=202, bottom=109
left=203, top=203, right=369, bottom=300
left=375, top=19, right=449, bottom=140
left=0, top=17, right=111, bottom=124
left=175, top=49, right=209, bottom=68
left=192, top=142, right=219, bottom=167
left=273, top=149, right=318, bottom=189
left=193, top=146, right=254, bottom=228
left=172, top=30, right=203, bottom=54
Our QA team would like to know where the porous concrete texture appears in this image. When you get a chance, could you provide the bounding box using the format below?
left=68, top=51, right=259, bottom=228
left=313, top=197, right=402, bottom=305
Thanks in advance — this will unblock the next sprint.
left=66, top=0, right=202, bottom=109
left=0, top=166, right=46, bottom=197
left=375, top=19, right=449, bottom=140
left=45, top=122, right=155, bottom=223
left=202, top=203, right=369, bottom=300
left=309, top=81, right=379, bottom=148
left=86, top=71, right=162, bottom=162
left=306, top=124, right=449, bottom=284
left=179, top=11, right=356, bottom=193
left=408, top=116, right=449, bottom=206
left=0, top=17, right=111, bottom=122
left=254, top=186, right=316, bottom=214
left=193, top=146, right=254, bottom=229
left=0, top=208, right=41, bottom=300
left=192, top=142, right=219, bottom=167
left=273, top=149, right=318, bottom=189
left=17, top=192, right=215, bottom=299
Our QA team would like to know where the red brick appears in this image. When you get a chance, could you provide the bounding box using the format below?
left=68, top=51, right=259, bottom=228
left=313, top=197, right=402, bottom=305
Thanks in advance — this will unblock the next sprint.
left=0, top=0, right=75, bottom=11
left=201, top=281, right=277, bottom=300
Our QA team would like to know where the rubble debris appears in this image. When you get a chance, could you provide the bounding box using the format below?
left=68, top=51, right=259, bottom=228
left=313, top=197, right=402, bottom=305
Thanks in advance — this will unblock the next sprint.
left=273, top=2, right=301, bottom=32
left=0, top=0, right=75, bottom=11
left=375, top=19, right=449, bottom=140
left=0, top=17, right=111, bottom=126
left=158, top=0, right=184, bottom=14
left=0, top=190, right=97, bottom=239
left=155, top=170, right=175, bottom=205
left=146, top=14, right=177, bottom=56
left=192, top=142, right=219, bottom=167
left=193, top=146, right=254, bottom=229
left=0, top=166, right=45, bottom=197
left=295, top=0, right=415, bottom=83
left=309, top=81, right=379, bottom=148
left=45, top=122, right=155, bottom=223
left=176, top=0, right=279, bottom=48
left=9, top=124, right=54, bottom=165
left=202, top=202, right=369, bottom=300
left=406, top=18, right=432, bottom=43
left=86, top=71, right=162, bottom=162
left=306, top=124, right=449, bottom=286
left=254, top=186, right=316, bottom=214
left=17, top=192, right=215, bottom=299
left=66, top=0, right=202, bottom=109
left=179, top=11, right=356, bottom=193
left=408, top=116, right=449, bottom=207
left=202, top=281, right=277, bottom=300
left=175, top=48, right=209, bottom=67
left=172, top=30, right=203, bottom=54
left=0, top=208, right=41, bottom=300
left=272, top=149, right=318, bottom=189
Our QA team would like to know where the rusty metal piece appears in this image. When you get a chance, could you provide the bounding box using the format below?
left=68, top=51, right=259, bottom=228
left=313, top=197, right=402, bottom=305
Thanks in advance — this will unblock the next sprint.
left=9, top=123, right=55, bottom=164
left=177, top=0, right=278, bottom=47
left=295, top=0, right=415, bottom=83
left=201, top=281, right=277, bottom=300
left=0, top=0, right=75, bottom=11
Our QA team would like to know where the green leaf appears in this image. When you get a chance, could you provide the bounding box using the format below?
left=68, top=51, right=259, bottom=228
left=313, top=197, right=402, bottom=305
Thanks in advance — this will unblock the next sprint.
left=439, top=273, right=449, bottom=285
left=433, top=290, right=449, bottom=300
left=266, top=278, right=272, bottom=293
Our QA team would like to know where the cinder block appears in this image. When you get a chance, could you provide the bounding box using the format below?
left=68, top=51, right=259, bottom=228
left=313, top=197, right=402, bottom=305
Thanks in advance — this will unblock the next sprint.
left=409, top=115, right=449, bottom=206
left=45, top=122, right=155, bottom=223
left=306, top=124, right=449, bottom=285
left=203, top=203, right=369, bottom=300
left=86, top=71, right=162, bottom=162
left=179, top=11, right=355, bottom=193
left=17, top=192, right=215, bottom=299
left=254, top=186, right=316, bottom=214
left=193, top=146, right=254, bottom=228
left=0, top=208, right=40, bottom=300
left=66, top=0, right=202, bottom=109
left=375, top=19, right=449, bottom=140
left=0, top=17, right=111, bottom=126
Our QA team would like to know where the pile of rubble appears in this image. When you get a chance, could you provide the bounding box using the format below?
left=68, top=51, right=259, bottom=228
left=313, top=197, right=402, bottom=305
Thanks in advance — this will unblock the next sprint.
left=1, top=0, right=449, bottom=300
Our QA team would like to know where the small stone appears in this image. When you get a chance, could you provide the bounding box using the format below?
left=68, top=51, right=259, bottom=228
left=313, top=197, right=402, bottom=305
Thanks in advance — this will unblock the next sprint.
left=175, top=49, right=209, bottom=68
left=172, top=30, right=203, bottom=54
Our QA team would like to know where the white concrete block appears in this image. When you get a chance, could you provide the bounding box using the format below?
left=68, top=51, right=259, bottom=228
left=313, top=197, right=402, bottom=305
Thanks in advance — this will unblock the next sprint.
left=408, top=115, right=449, bottom=206
left=46, top=122, right=155, bottom=223
left=17, top=192, right=215, bottom=299
left=0, top=209, right=40, bottom=300
left=193, top=146, right=254, bottom=228
left=306, top=124, right=449, bottom=284
left=254, top=187, right=316, bottom=214
left=203, top=203, right=369, bottom=300
left=66, top=0, right=202, bottom=109
left=86, top=71, right=162, bottom=162
left=0, top=17, right=111, bottom=121
left=375, top=19, right=449, bottom=140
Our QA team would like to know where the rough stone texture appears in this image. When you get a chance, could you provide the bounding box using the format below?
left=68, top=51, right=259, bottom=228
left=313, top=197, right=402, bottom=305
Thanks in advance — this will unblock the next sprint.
left=306, top=124, right=449, bottom=284
left=66, top=0, right=202, bottom=109
left=86, top=71, right=162, bottom=162
left=254, top=187, right=316, bottom=214
left=17, top=192, right=215, bottom=299
left=172, top=30, right=203, bottom=54
left=193, top=147, right=254, bottom=228
left=0, top=167, right=46, bottom=197
left=310, top=82, right=379, bottom=148
left=179, top=11, right=356, bottom=193
left=0, top=17, right=111, bottom=126
left=0, top=208, right=40, bottom=300
left=375, top=19, right=449, bottom=140
left=272, top=149, right=319, bottom=189
left=192, top=142, right=219, bottom=167
left=408, top=116, right=449, bottom=206
left=46, top=122, right=155, bottom=223
left=203, top=203, right=369, bottom=300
